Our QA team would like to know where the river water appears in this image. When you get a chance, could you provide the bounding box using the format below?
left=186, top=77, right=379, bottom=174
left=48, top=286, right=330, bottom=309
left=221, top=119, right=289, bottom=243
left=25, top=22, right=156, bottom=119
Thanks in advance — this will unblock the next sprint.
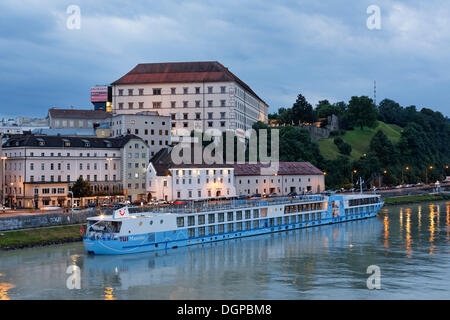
left=0, top=201, right=449, bottom=300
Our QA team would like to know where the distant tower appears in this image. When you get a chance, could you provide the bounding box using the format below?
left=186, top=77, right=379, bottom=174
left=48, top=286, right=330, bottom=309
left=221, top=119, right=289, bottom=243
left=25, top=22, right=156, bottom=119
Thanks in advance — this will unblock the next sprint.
left=373, top=80, right=377, bottom=106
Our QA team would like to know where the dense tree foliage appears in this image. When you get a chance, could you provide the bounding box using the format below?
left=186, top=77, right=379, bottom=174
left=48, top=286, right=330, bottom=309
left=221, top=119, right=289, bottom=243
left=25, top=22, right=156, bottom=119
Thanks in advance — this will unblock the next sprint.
left=263, top=92, right=450, bottom=189
left=291, top=93, right=316, bottom=124
left=71, top=177, right=92, bottom=198
left=347, top=96, right=379, bottom=130
left=333, top=137, right=352, bottom=156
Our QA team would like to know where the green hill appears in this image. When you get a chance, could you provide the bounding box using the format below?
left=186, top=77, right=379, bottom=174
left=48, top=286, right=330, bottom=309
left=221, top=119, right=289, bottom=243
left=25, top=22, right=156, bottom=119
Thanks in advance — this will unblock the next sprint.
left=318, top=121, right=403, bottom=161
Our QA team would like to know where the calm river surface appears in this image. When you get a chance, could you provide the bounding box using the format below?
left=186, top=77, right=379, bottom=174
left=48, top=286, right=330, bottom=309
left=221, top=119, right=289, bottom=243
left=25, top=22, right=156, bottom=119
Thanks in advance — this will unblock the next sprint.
left=1, top=201, right=449, bottom=300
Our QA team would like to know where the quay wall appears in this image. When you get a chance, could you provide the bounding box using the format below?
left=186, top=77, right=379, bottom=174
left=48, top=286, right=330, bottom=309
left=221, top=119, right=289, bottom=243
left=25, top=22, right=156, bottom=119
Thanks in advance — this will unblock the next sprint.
left=0, top=209, right=100, bottom=232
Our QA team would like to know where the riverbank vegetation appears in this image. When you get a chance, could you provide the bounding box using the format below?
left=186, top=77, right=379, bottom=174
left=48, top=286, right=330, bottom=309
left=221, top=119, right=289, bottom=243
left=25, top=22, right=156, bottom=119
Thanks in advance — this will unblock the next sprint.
left=0, top=224, right=85, bottom=250
left=383, top=194, right=450, bottom=205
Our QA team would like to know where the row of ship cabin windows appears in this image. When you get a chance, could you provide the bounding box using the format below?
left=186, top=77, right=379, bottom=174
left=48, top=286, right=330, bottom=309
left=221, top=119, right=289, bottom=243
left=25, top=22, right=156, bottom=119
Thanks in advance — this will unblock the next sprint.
left=183, top=212, right=324, bottom=238
left=177, top=209, right=261, bottom=227
left=117, top=86, right=228, bottom=96
left=344, top=206, right=377, bottom=215
left=348, top=197, right=380, bottom=207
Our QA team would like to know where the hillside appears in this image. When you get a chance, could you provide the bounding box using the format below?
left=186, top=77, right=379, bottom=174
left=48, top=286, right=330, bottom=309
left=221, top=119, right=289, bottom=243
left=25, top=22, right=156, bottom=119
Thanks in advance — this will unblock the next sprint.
left=318, top=121, right=403, bottom=161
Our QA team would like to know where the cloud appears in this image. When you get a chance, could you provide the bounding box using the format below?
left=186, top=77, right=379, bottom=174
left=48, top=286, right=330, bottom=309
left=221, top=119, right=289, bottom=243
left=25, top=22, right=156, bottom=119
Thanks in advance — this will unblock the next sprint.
left=0, top=0, right=449, bottom=118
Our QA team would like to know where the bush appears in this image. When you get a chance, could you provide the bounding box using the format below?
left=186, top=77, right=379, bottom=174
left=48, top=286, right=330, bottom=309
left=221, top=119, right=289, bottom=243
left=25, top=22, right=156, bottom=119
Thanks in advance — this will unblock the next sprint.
left=334, top=137, right=352, bottom=156
left=329, top=130, right=346, bottom=137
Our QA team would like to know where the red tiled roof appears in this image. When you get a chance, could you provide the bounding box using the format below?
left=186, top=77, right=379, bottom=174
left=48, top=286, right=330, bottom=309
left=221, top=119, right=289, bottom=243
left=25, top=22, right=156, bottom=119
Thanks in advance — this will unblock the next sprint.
left=111, top=61, right=266, bottom=104
left=48, top=108, right=111, bottom=119
left=233, top=162, right=324, bottom=176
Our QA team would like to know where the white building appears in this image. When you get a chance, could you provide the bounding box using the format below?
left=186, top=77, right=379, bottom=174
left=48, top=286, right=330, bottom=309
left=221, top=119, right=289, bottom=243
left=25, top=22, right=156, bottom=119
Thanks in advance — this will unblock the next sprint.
left=111, top=61, right=269, bottom=136
left=146, top=148, right=235, bottom=201
left=109, top=111, right=171, bottom=157
left=1, top=134, right=149, bottom=208
left=1, top=117, right=49, bottom=135
left=146, top=148, right=325, bottom=201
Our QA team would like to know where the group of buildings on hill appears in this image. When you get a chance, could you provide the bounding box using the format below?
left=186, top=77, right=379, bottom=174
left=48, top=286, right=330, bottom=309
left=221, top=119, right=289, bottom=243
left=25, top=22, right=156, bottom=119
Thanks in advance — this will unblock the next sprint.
left=0, top=61, right=325, bottom=209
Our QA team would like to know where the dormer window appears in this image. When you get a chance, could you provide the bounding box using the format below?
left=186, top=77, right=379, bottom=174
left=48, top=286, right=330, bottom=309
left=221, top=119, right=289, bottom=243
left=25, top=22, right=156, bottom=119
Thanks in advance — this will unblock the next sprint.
left=62, top=139, right=70, bottom=147
left=81, top=139, right=90, bottom=148
left=37, top=138, right=45, bottom=146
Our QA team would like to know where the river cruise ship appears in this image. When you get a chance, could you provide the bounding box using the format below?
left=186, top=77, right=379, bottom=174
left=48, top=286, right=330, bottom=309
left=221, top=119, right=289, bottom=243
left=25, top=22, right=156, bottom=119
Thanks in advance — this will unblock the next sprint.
left=83, top=194, right=384, bottom=255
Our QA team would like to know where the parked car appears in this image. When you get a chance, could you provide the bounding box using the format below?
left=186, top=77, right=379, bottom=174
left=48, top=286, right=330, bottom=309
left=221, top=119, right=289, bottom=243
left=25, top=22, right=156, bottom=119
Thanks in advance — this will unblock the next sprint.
left=287, top=191, right=297, bottom=197
left=249, top=193, right=262, bottom=199
left=267, top=193, right=278, bottom=198
left=150, top=200, right=165, bottom=205
left=237, top=194, right=248, bottom=200
left=173, top=199, right=191, bottom=205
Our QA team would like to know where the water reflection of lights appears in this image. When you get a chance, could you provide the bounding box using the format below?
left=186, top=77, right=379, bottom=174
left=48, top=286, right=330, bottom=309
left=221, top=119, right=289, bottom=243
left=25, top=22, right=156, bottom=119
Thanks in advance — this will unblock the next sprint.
left=418, top=205, right=422, bottom=229
left=446, top=204, right=450, bottom=241
left=104, top=287, right=116, bottom=300
left=399, top=208, right=403, bottom=238
left=383, top=215, right=389, bottom=249
left=429, top=205, right=435, bottom=255
left=405, top=209, right=412, bottom=258
left=0, top=283, right=15, bottom=300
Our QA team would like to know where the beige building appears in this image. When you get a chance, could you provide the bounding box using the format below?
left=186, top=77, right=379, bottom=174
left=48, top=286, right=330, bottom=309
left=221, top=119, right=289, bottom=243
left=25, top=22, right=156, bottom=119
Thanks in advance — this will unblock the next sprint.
left=109, top=111, right=171, bottom=157
left=234, top=162, right=325, bottom=196
left=1, top=134, right=149, bottom=208
left=111, top=61, right=268, bottom=136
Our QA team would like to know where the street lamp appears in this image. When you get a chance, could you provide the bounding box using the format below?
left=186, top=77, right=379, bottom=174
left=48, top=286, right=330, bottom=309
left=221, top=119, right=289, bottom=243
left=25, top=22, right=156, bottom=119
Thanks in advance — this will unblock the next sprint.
left=10, top=182, right=16, bottom=209
left=1, top=156, right=7, bottom=210
left=351, top=170, right=357, bottom=192
left=425, top=165, right=433, bottom=185
left=402, top=166, right=410, bottom=185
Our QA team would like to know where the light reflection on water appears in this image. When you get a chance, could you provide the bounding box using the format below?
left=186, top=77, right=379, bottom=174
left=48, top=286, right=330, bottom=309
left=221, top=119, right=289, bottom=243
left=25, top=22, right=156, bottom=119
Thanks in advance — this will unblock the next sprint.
left=0, top=201, right=450, bottom=300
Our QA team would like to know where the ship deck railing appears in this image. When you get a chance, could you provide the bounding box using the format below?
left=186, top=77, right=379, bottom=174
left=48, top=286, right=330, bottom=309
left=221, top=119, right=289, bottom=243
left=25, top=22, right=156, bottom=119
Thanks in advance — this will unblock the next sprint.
left=128, top=195, right=327, bottom=215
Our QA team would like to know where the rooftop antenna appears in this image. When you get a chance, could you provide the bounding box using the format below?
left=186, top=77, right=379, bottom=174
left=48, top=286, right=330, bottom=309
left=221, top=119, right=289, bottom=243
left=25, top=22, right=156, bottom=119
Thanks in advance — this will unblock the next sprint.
left=373, top=80, right=377, bottom=107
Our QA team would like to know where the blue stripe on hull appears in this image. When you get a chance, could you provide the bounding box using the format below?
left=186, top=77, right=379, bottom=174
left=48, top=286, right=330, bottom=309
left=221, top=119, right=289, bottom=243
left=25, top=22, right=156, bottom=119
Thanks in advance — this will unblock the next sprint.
left=84, top=209, right=379, bottom=255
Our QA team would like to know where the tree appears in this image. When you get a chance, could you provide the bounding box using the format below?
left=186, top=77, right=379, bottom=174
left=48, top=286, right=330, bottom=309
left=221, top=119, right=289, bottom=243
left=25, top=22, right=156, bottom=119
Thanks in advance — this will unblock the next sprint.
left=347, top=96, right=378, bottom=130
left=277, top=107, right=293, bottom=125
left=71, top=177, right=92, bottom=198
left=316, top=100, right=345, bottom=118
left=334, top=137, right=352, bottom=156
left=292, top=93, right=316, bottom=125
left=369, top=130, right=396, bottom=166
left=378, top=99, right=403, bottom=125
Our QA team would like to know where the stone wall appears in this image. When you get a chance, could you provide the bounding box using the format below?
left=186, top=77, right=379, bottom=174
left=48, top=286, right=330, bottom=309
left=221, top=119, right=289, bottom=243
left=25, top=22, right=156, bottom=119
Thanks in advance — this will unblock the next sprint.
left=0, top=209, right=100, bottom=231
